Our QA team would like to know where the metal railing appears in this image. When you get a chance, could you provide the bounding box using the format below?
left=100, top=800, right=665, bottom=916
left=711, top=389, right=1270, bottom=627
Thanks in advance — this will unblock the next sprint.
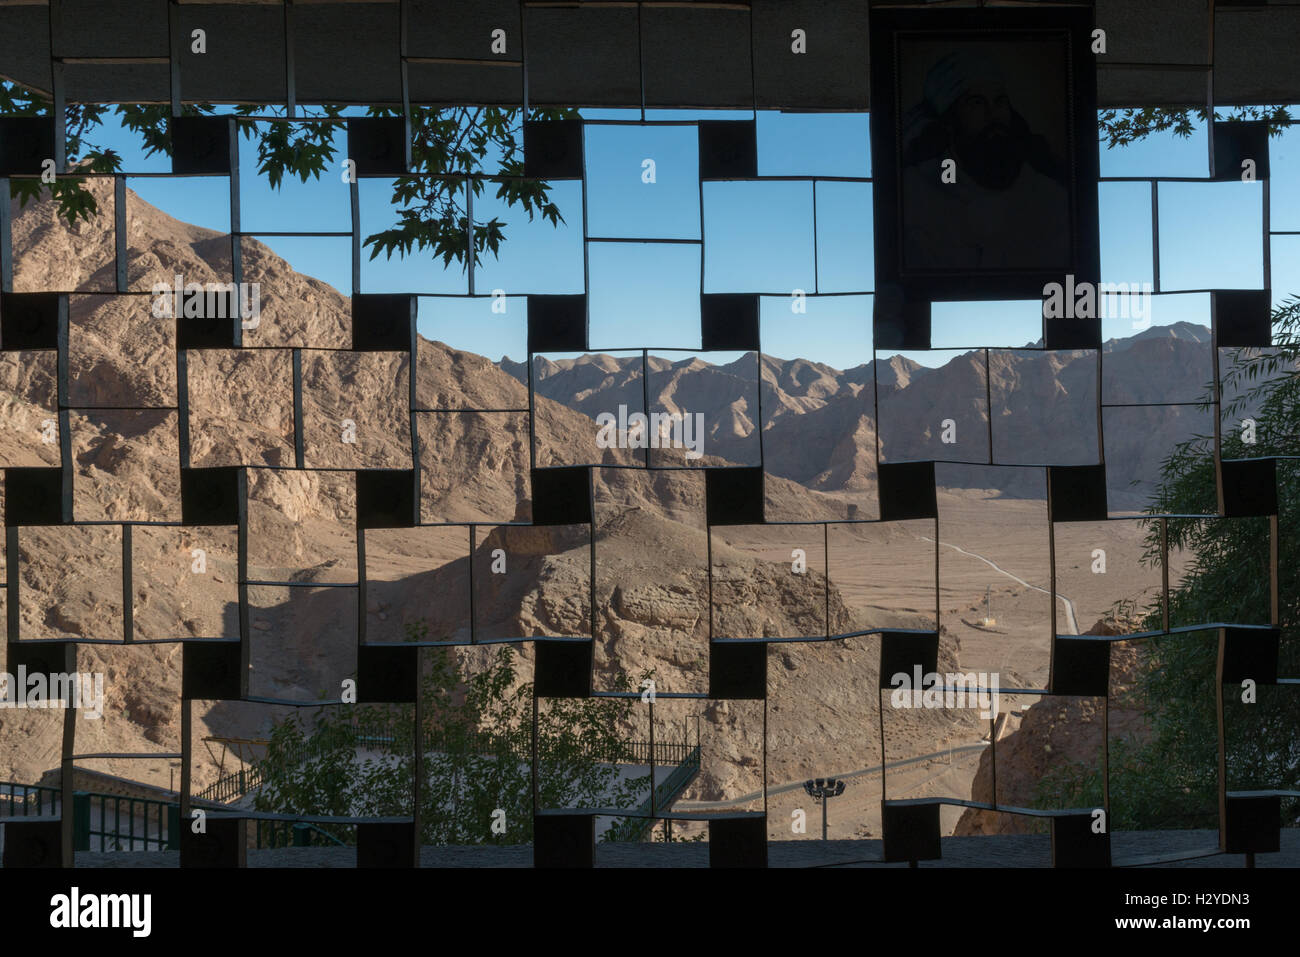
left=195, top=766, right=262, bottom=805
left=72, top=791, right=179, bottom=852
left=196, top=711, right=696, bottom=805
left=603, top=745, right=703, bottom=843
left=3, top=782, right=180, bottom=852
left=418, top=730, right=695, bottom=767
left=0, top=781, right=60, bottom=818
left=4, top=737, right=702, bottom=852
left=620, top=741, right=695, bottom=766
left=195, top=722, right=361, bottom=804
left=255, top=820, right=348, bottom=849
left=1, top=781, right=351, bottom=853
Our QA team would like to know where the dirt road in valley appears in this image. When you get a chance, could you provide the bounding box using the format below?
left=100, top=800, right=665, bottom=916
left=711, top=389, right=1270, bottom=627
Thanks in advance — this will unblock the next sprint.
left=916, top=534, right=1079, bottom=635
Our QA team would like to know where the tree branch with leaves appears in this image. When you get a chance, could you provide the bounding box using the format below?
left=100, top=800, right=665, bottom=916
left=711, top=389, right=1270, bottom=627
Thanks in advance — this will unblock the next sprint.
left=1, top=82, right=575, bottom=270
left=254, top=634, right=655, bottom=846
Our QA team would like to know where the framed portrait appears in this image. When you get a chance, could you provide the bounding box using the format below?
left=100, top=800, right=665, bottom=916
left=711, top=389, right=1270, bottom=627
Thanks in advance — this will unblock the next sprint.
left=870, top=7, right=1100, bottom=308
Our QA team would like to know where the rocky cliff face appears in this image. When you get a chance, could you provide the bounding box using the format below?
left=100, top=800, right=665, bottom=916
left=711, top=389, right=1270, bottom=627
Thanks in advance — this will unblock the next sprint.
left=953, top=615, right=1152, bottom=836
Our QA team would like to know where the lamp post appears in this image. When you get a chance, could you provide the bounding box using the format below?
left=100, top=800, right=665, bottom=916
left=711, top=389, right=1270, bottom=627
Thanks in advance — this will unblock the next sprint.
left=802, top=778, right=846, bottom=840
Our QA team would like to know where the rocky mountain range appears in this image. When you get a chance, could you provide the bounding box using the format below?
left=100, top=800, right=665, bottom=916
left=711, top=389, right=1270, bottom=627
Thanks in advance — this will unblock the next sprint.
left=502, top=320, right=1234, bottom=512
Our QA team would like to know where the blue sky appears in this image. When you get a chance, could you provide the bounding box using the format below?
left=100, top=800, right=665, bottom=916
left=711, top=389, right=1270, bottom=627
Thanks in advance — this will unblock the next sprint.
left=92, top=106, right=1297, bottom=369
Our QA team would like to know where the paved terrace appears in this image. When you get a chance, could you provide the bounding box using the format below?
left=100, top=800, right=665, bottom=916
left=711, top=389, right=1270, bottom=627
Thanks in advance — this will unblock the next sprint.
left=69, top=830, right=1300, bottom=868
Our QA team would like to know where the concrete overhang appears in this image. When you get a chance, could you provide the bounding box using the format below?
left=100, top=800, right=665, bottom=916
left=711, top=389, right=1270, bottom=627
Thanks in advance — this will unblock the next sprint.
left=0, top=1, right=1296, bottom=110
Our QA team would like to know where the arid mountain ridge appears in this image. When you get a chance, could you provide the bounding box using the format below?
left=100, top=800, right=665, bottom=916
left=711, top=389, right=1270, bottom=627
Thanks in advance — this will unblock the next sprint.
left=502, top=320, right=1224, bottom=511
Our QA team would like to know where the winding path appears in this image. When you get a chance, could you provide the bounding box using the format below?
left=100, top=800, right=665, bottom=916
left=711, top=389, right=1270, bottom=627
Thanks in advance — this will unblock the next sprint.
left=916, top=535, right=1079, bottom=636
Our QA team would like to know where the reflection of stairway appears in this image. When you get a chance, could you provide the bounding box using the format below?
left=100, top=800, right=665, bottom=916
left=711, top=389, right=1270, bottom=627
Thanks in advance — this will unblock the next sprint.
left=195, top=724, right=363, bottom=804
left=603, top=745, right=702, bottom=843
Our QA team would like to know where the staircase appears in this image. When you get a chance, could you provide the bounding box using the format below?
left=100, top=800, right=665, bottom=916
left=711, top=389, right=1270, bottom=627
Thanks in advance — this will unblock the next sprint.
left=603, top=745, right=702, bottom=843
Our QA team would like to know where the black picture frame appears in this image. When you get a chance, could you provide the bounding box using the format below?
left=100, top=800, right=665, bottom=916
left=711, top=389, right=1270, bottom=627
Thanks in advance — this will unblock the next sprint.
left=870, top=7, right=1100, bottom=306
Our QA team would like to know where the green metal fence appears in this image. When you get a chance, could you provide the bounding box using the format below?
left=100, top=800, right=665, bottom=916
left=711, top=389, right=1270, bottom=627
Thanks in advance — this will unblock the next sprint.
left=2, top=782, right=178, bottom=850
left=72, top=791, right=180, bottom=852
left=0, top=781, right=60, bottom=818
left=4, top=736, right=701, bottom=852
left=1, top=781, right=349, bottom=853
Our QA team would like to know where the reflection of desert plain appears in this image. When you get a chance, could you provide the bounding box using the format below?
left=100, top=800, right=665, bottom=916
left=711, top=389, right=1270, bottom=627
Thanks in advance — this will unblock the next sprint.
left=709, top=490, right=1189, bottom=839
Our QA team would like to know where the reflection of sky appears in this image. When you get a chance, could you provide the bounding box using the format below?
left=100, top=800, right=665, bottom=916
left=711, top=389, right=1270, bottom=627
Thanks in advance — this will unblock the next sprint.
left=89, top=107, right=1295, bottom=369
